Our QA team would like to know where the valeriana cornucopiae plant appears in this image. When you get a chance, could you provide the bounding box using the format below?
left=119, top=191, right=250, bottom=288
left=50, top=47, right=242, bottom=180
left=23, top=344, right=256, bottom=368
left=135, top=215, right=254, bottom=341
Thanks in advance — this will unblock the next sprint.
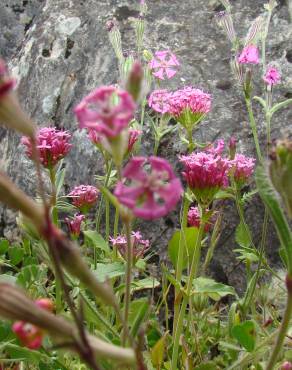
left=0, top=0, right=291, bottom=369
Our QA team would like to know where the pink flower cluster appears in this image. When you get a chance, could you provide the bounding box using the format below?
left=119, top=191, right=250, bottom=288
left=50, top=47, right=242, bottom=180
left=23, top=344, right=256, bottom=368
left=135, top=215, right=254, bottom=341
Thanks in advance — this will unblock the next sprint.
left=238, top=45, right=260, bottom=65
left=65, top=213, right=85, bottom=237
left=114, top=156, right=183, bottom=220
left=110, top=231, right=150, bottom=261
left=74, top=85, right=136, bottom=139
left=281, top=362, right=292, bottom=370
left=12, top=298, right=54, bottom=349
left=148, top=87, right=211, bottom=127
left=231, top=154, right=255, bottom=183
left=149, top=50, right=179, bottom=80
left=187, top=206, right=212, bottom=232
left=21, top=127, right=72, bottom=168
left=263, top=66, right=281, bottom=86
left=68, top=185, right=99, bottom=212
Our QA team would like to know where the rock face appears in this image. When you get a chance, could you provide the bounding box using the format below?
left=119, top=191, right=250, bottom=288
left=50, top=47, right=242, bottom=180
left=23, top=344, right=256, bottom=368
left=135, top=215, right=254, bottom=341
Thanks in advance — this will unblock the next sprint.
left=0, top=0, right=291, bottom=291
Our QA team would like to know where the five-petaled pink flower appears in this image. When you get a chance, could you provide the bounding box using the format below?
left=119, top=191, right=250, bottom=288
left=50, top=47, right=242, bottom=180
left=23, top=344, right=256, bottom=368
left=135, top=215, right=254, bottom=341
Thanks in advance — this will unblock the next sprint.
left=238, top=45, right=259, bottom=64
left=65, top=213, right=85, bottom=237
left=230, top=154, right=255, bottom=183
left=21, top=127, right=72, bottom=168
left=148, top=89, right=171, bottom=114
left=12, top=298, right=53, bottom=350
left=114, top=156, right=183, bottom=220
left=263, top=66, right=281, bottom=86
left=68, top=185, right=99, bottom=212
left=149, top=50, right=179, bottom=80
left=74, top=85, right=136, bottom=138
left=110, top=230, right=150, bottom=261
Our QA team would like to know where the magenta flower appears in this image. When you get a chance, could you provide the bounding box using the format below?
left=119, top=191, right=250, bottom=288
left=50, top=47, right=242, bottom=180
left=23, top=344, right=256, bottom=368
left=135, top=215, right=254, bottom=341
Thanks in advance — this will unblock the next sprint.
left=187, top=206, right=213, bottom=232
left=65, top=213, right=85, bottom=237
left=231, top=154, right=255, bottom=183
left=180, top=146, right=231, bottom=204
left=21, top=127, right=72, bottom=168
left=68, top=185, right=99, bottom=212
left=263, top=66, right=281, bottom=86
left=74, top=85, right=136, bottom=138
left=114, top=156, right=183, bottom=220
left=168, top=86, right=211, bottom=129
left=238, top=45, right=259, bottom=64
left=128, top=129, right=141, bottom=153
left=87, top=128, right=102, bottom=145
left=281, top=362, right=292, bottom=370
left=148, top=89, right=171, bottom=114
left=110, top=230, right=150, bottom=261
left=149, top=50, right=179, bottom=80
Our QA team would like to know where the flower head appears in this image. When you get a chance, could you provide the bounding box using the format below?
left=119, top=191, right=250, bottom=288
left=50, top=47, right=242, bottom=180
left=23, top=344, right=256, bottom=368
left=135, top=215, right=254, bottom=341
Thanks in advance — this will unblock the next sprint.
left=149, top=50, right=179, bottom=80
left=180, top=144, right=231, bottom=204
left=114, top=156, right=183, bottom=220
left=231, top=154, right=255, bottom=183
left=238, top=44, right=259, bottom=64
left=263, top=66, right=281, bottom=86
left=168, top=86, right=211, bottom=129
left=68, top=185, right=99, bottom=212
left=65, top=213, right=85, bottom=237
left=74, top=86, right=136, bottom=138
left=281, top=362, right=292, bottom=370
left=148, top=89, right=171, bottom=114
left=21, top=127, right=72, bottom=168
left=110, top=230, right=150, bottom=261
left=187, top=206, right=212, bottom=232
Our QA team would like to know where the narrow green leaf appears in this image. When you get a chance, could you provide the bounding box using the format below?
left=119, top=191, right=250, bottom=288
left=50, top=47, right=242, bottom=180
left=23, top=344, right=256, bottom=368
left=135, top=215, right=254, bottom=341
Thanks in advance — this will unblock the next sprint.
left=151, top=331, right=168, bottom=368
left=235, top=222, right=252, bottom=248
left=269, top=98, right=292, bottom=117
left=253, top=96, right=267, bottom=111
left=0, top=239, right=9, bottom=255
left=130, top=298, right=149, bottom=338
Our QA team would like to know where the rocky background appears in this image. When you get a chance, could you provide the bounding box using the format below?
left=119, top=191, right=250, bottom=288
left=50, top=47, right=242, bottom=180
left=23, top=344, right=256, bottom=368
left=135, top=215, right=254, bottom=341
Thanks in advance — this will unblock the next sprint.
left=0, top=0, right=291, bottom=292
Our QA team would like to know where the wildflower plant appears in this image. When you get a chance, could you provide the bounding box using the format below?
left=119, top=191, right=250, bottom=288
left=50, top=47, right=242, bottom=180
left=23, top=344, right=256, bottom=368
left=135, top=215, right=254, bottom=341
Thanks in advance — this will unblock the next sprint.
left=0, top=1, right=291, bottom=370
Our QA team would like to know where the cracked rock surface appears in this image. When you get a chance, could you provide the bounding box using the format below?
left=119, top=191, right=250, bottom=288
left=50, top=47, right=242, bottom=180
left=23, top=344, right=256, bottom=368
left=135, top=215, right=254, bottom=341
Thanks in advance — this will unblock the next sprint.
left=0, top=0, right=291, bottom=292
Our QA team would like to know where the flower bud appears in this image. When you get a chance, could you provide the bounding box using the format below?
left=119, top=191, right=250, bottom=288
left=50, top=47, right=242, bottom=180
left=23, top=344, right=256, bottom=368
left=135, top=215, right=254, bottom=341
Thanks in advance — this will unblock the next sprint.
left=269, top=139, right=292, bottom=218
left=126, top=61, right=144, bottom=102
left=281, top=362, right=292, bottom=370
left=107, top=19, right=123, bottom=61
left=229, top=136, right=237, bottom=159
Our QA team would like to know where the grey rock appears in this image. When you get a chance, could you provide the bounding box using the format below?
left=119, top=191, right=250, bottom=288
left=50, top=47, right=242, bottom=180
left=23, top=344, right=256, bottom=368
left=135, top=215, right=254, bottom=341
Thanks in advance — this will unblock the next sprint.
left=0, top=0, right=291, bottom=292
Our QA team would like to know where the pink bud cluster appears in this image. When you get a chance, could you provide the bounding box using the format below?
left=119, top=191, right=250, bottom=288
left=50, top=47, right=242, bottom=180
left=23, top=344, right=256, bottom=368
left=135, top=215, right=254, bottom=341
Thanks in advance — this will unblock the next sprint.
left=68, top=185, right=99, bottom=212
left=110, top=231, right=150, bottom=260
left=114, top=156, right=183, bottom=220
left=187, top=206, right=213, bottom=232
left=149, top=50, right=180, bottom=80
left=65, top=213, right=85, bottom=237
left=21, top=127, right=72, bottom=168
left=12, top=298, right=54, bottom=349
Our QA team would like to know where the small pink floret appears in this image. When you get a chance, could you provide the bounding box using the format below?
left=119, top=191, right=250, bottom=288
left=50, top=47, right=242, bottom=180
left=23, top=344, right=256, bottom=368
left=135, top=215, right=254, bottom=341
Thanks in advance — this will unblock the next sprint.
left=148, top=89, right=171, bottom=114
left=281, top=362, right=292, bottom=370
left=21, top=127, right=72, bottom=168
left=238, top=45, right=259, bottom=64
left=231, top=154, right=255, bottom=182
left=74, top=85, right=136, bottom=139
left=65, top=213, right=85, bottom=237
left=149, top=50, right=179, bottom=80
left=187, top=206, right=213, bottom=232
left=110, top=230, right=150, bottom=260
left=128, top=129, right=141, bottom=152
left=13, top=321, right=43, bottom=349
left=263, top=66, right=281, bottom=86
left=114, top=156, right=183, bottom=220
left=68, top=185, right=99, bottom=210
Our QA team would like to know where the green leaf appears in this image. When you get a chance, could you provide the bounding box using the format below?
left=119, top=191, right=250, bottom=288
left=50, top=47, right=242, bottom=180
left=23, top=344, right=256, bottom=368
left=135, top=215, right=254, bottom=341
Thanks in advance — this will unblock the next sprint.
left=131, top=277, right=160, bottom=292
left=8, top=246, right=24, bottom=265
left=192, top=277, right=236, bottom=301
left=83, top=230, right=110, bottom=254
left=168, top=227, right=199, bottom=270
left=16, top=264, right=41, bottom=287
left=253, top=96, right=267, bottom=111
left=93, top=262, right=125, bottom=282
left=129, top=298, right=149, bottom=338
left=0, top=238, right=9, bottom=254
left=55, top=166, right=66, bottom=197
left=0, top=322, right=11, bottom=341
left=235, top=221, right=252, bottom=248
left=255, top=167, right=292, bottom=272
left=269, top=98, right=292, bottom=117
left=151, top=331, right=168, bottom=368
left=6, top=344, right=47, bottom=363
left=195, top=363, right=218, bottom=370
left=231, top=320, right=257, bottom=352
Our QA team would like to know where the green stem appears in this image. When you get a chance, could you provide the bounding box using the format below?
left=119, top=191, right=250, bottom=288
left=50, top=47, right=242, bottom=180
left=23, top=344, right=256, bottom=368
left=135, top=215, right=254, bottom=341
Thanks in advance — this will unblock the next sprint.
left=187, top=129, right=194, bottom=152
left=153, top=135, right=160, bottom=156
left=122, top=220, right=133, bottom=346
left=171, top=214, right=206, bottom=370
left=105, top=198, right=110, bottom=242
left=266, top=278, right=292, bottom=370
left=245, top=97, right=263, bottom=163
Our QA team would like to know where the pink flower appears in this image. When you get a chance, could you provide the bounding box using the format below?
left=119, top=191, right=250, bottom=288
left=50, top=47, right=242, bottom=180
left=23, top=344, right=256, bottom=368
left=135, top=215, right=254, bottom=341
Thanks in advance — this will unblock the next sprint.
left=110, top=230, right=150, bottom=261
left=263, top=66, right=281, bottom=86
left=114, top=156, right=183, bottom=220
left=68, top=185, right=99, bottom=212
left=281, top=362, right=292, bottom=370
left=149, top=50, right=179, bottom=80
left=231, top=154, right=255, bottom=183
left=88, top=128, right=103, bottom=145
left=238, top=45, right=259, bottom=64
left=0, top=58, right=16, bottom=99
left=168, top=86, right=211, bottom=128
left=74, top=86, right=136, bottom=138
left=35, top=298, right=54, bottom=312
left=128, top=129, right=141, bottom=153
left=187, top=206, right=216, bottom=232
left=21, top=127, right=72, bottom=168
left=148, top=89, right=171, bottom=114
left=180, top=146, right=231, bottom=204
left=65, top=213, right=85, bottom=237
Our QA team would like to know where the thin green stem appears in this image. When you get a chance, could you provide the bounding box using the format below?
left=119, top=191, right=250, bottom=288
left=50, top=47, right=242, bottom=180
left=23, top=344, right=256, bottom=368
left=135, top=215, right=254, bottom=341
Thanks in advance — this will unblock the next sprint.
left=266, top=282, right=292, bottom=370
left=245, top=97, right=263, bottom=163
left=105, top=198, right=110, bottom=242
left=122, top=220, right=133, bottom=346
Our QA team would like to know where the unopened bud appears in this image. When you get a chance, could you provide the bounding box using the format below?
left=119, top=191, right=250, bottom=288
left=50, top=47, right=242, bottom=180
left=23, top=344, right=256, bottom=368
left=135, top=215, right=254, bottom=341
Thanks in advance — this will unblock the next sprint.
left=269, top=138, right=292, bottom=218
left=216, top=11, right=237, bottom=44
left=229, top=136, right=237, bottom=159
left=126, top=61, right=143, bottom=101
left=281, top=361, right=292, bottom=370
left=143, top=49, right=153, bottom=62
left=230, top=57, right=244, bottom=85
left=107, top=19, right=123, bottom=61
left=35, top=298, right=54, bottom=312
